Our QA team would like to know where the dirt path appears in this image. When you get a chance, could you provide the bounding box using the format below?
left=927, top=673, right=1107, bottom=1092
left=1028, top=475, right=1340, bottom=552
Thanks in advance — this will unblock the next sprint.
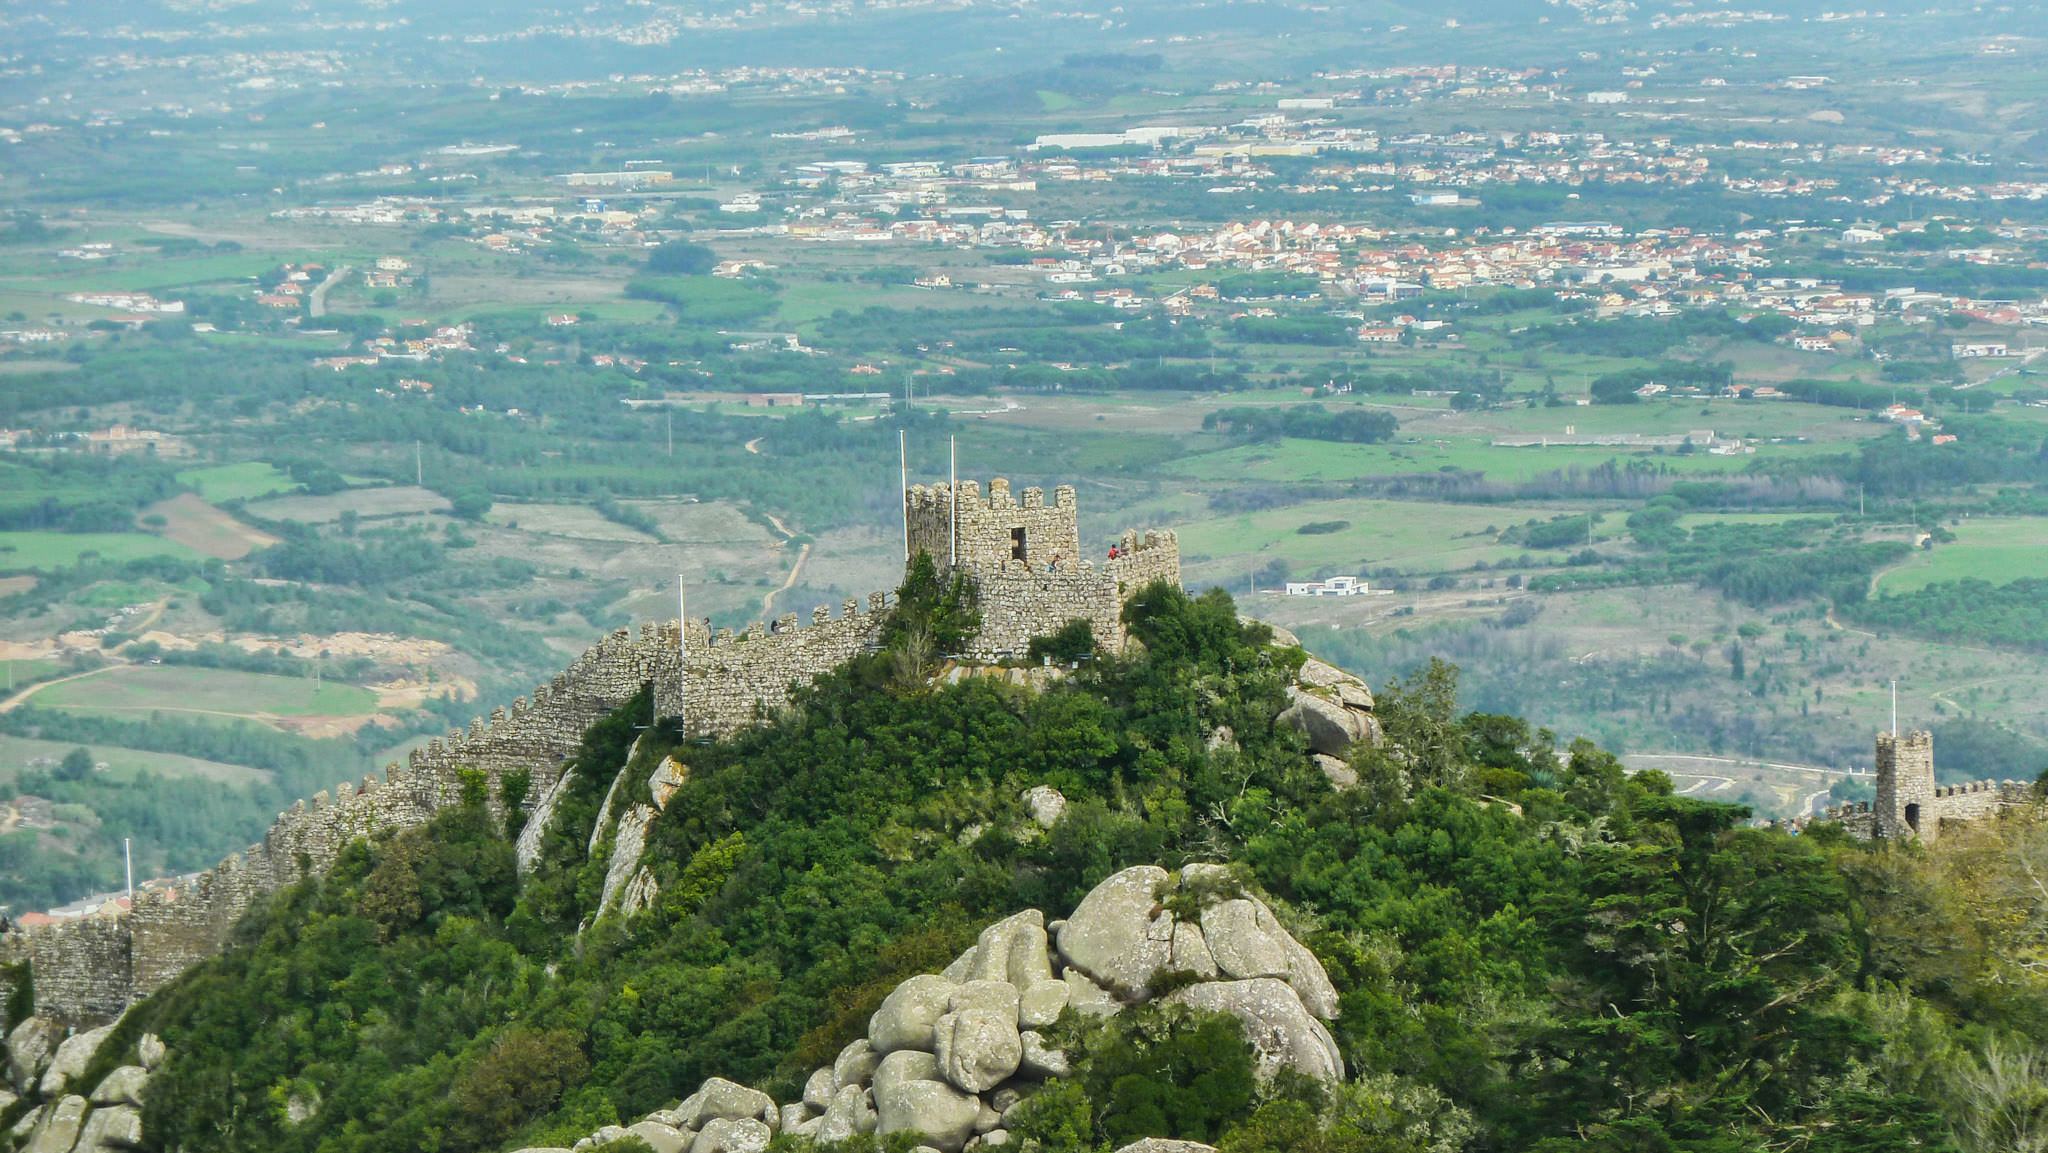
left=0, top=664, right=122, bottom=714
left=758, top=512, right=811, bottom=619
left=744, top=437, right=764, bottom=455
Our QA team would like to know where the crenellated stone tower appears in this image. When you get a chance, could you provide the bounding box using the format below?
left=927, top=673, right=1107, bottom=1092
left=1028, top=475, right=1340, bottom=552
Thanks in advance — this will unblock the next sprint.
left=1874, top=729, right=1937, bottom=840
left=905, top=478, right=1180, bottom=659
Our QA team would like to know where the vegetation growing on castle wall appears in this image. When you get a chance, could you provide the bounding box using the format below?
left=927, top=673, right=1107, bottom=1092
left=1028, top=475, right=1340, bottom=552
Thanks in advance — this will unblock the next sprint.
left=98, top=579, right=2048, bottom=1153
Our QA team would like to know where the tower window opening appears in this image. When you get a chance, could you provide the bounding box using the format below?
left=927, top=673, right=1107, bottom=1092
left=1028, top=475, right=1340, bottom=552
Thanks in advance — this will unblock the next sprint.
left=1011, top=527, right=1027, bottom=561
left=1905, top=803, right=1920, bottom=834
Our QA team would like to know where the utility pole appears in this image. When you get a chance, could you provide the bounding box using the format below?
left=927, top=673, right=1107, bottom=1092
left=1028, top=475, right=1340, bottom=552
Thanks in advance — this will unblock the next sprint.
left=949, top=435, right=958, bottom=569
left=415, top=440, right=422, bottom=486
left=666, top=410, right=673, bottom=456
left=124, top=838, right=133, bottom=904
left=899, top=429, right=910, bottom=564
left=1891, top=679, right=1898, bottom=737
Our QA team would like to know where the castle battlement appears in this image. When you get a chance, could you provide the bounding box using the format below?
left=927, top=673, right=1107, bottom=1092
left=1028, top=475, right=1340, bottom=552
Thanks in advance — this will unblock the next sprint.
left=1, top=475, right=1182, bottom=1024
left=1804, top=728, right=2038, bottom=842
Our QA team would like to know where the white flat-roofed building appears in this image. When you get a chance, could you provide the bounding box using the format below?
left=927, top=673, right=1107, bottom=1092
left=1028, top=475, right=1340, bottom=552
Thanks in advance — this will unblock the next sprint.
left=1285, top=576, right=1366, bottom=596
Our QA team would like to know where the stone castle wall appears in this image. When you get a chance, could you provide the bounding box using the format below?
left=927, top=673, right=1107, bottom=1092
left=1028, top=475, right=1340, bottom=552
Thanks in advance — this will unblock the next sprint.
left=1810, top=729, right=2035, bottom=841
left=908, top=480, right=1083, bottom=576
left=671, top=593, right=892, bottom=735
left=3, top=623, right=688, bottom=1023
left=1, top=479, right=1183, bottom=1024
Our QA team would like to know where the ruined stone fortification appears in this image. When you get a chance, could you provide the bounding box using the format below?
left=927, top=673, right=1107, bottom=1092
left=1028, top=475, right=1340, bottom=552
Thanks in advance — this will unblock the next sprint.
left=906, top=479, right=1180, bottom=659
left=2, top=478, right=1184, bottom=1024
left=1812, top=729, right=2037, bottom=841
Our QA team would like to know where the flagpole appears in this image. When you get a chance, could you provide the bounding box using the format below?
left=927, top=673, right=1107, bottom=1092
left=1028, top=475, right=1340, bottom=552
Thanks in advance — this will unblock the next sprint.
left=900, top=428, right=910, bottom=564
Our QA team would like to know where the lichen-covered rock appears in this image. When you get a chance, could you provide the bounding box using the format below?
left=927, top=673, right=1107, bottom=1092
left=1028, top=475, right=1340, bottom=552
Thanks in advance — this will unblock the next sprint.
left=1166, top=978, right=1343, bottom=1083
left=803, top=1067, right=837, bottom=1110
left=1281, top=932, right=1341, bottom=1020
left=1277, top=688, right=1371, bottom=758
left=1053, top=865, right=1173, bottom=996
left=23, top=1093, right=87, bottom=1153
left=873, top=1073, right=981, bottom=1153
left=627, top=1120, right=691, bottom=1153
left=1297, top=658, right=1372, bottom=710
left=834, top=1038, right=880, bottom=1088
left=1312, top=753, right=1357, bottom=789
left=963, top=910, right=1054, bottom=988
left=689, top=1116, right=771, bottom=1153
left=870, top=974, right=958, bottom=1053
left=39, top=1023, right=114, bottom=1095
left=1113, top=1140, right=1220, bottom=1153
left=815, top=1084, right=878, bottom=1142
left=1017, top=1030, right=1071, bottom=1078
left=136, top=1033, right=166, bottom=1071
left=933, top=1008, right=1022, bottom=1093
left=76, top=1102, right=145, bottom=1152
left=1017, top=979, right=1070, bottom=1028
left=1168, top=921, right=1220, bottom=979
left=7, top=1017, right=61, bottom=1093
left=675, top=1078, right=775, bottom=1130
left=1199, top=899, right=1290, bottom=981
left=948, top=979, right=1022, bottom=1021
left=1022, top=786, right=1067, bottom=829
left=89, top=1065, right=149, bottom=1107
left=1062, top=968, right=1120, bottom=1017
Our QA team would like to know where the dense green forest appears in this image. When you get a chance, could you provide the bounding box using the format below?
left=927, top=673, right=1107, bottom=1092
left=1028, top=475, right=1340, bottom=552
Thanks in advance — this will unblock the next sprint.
left=52, top=579, right=2047, bottom=1153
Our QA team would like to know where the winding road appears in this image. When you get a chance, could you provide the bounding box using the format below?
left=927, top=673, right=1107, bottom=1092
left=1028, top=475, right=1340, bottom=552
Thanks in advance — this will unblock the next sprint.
left=759, top=512, right=812, bottom=620
left=307, top=264, right=353, bottom=319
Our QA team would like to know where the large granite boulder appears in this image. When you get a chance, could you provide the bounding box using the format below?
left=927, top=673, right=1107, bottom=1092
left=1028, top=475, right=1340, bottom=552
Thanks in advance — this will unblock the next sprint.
left=6, top=1017, right=61, bottom=1093
left=689, top=1116, right=771, bottom=1153
left=1199, top=899, right=1291, bottom=981
left=1114, top=1141, right=1220, bottom=1153
left=1277, top=688, right=1372, bottom=758
left=933, top=1008, right=1021, bottom=1093
left=89, top=1065, right=150, bottom=1108
left=1166, top=978, right=1344, bottom=1083
left=625, top=1120, right=690, bottom=1153
left=40, top=1024, right=114, bottom=1096
left=870, top=975, right=958, bottom=1054
left=23, top=1093, right=88, bottom=1153
left=833, top=1037, right=880, bottom=1089
left=873, top=1070, right=981, bottom=1153
left=814, top=1083, right=878, bottom=1142
left=1053, top=865, right=1174, bottom=997
left=74, top=1102, right=144, bottom=1152
left=675, top=1078, right=776, bottom=1130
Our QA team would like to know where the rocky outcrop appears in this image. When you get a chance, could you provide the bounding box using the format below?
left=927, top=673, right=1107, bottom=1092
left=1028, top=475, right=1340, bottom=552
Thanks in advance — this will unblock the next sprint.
left=536, top=863, right=1341, bottom=1153
left=1, top=1024, right=160, bottom=1153
left=1276, top=654, right=1381, bottom=762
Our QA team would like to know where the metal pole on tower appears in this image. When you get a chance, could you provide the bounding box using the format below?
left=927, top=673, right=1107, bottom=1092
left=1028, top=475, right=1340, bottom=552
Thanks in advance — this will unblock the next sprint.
left=900, top=429, right=910, bottom=564
left=1891, top=680, right=1898, bottom=737
left=124, top=838, right=133, bottom=903
left=949, top=436, right=958, bottom=569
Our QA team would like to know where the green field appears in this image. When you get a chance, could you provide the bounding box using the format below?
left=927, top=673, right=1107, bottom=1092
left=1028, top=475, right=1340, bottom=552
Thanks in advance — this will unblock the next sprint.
left=1171, top=497, right=1546, bottom=577
left=0, top=532, right=204, bottom=571
left=1165, top=436, right=1811, bottom=486
left=1870, top=517, right=2048, bottom=595
left=0, top=733, right=266, bottom=786
left=176, top=462, right=296, bottom=503
left=28, top=666, right=379, bottom=723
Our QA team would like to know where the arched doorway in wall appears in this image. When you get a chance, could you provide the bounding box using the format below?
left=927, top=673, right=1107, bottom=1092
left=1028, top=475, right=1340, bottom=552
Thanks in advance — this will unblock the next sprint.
left=1905, top=803, right=1920, bottom=835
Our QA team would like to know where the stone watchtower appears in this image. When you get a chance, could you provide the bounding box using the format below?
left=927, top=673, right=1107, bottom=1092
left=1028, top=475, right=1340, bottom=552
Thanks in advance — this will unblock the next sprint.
left=1874, top=729, right=1936, bottom=840
left=906, top=478, right=1083, bottom=580
left=904, top=478, right=1180, bottom=659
